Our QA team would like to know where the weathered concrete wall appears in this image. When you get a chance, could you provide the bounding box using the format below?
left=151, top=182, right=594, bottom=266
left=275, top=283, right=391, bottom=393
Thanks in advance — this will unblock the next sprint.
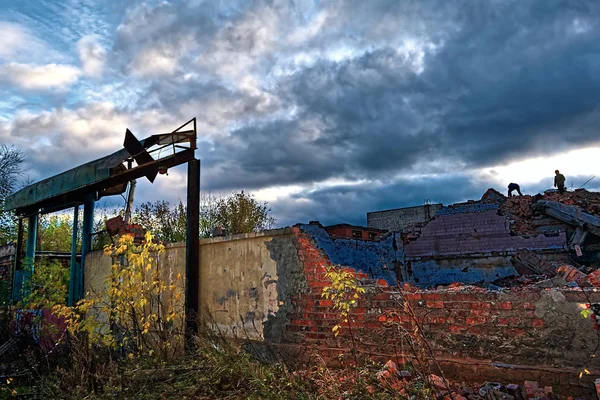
left=84, top=228, right=304, bottom=342
left=199, top=229, right=302, bottom=341
left=367, top=204, right=443, bottom=232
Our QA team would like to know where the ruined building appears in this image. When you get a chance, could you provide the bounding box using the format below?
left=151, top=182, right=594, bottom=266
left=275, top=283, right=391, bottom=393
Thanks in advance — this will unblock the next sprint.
left=6, top=188, right=600, bottom=394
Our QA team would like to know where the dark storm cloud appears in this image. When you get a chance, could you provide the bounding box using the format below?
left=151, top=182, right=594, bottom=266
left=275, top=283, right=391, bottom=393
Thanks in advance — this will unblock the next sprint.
left=5, top=0, right=600, bottom=226
left=270, top=174, right=488, bottom=227
left=182, top=0, right=600, bottom=192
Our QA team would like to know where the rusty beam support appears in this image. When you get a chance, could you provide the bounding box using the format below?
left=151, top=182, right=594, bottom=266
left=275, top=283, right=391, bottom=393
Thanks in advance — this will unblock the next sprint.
left=185, top=158, right=200, bottom=338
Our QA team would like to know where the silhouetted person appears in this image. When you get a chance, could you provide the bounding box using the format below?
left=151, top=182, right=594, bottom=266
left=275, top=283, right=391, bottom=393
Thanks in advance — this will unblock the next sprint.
left=554, top=170, right=566, bottom=194
left=508, top=183, right=522, bottom=197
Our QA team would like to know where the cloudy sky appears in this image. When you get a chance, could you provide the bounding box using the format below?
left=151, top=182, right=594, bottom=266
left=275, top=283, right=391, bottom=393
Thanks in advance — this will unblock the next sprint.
left=1, top=0, right=600, bottom=227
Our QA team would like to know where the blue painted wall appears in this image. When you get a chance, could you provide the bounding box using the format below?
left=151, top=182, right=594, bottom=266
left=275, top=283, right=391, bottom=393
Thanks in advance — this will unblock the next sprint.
left=299, top=224, right=400, bottom=285
left=410, top=257, right=517, bottom=286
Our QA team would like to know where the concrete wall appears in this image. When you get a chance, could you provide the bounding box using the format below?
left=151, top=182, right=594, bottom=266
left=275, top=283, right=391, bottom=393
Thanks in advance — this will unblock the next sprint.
left=84, top=228, right=304, bottom=342
left=367, top=203, right=443, bottom=232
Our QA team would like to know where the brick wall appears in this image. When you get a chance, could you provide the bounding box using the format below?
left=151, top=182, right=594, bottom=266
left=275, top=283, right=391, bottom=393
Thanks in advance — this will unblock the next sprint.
left=367, top=204, right=443, bottom=232
left=279, top=227, right=600, bottom=392
left=405, top=210, right=566, bottom=258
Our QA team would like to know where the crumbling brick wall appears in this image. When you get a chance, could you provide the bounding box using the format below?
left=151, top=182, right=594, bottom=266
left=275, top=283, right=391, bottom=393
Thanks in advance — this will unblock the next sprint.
left=279, top=226, right=600, bottom=391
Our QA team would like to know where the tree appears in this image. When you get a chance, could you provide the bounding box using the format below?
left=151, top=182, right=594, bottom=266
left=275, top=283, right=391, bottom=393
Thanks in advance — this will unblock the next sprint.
left=132, top=201, right=187, bottom=243
left=38, top=213, right=80, bottom=252
left=0, top=145, right=25, bottom=244
left=214, top=191, right=275, bottom=235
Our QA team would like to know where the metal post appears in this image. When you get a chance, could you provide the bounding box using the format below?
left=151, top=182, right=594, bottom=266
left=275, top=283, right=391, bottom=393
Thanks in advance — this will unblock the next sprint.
left=68, top=205, right=79, bottom=306
left=23, top=214, right=38, bottom=294
left=80, top=193, right=95, bottom=302
left=10, top=218, right=24, bottom=304
left=185, top=158, right=200, bottom=337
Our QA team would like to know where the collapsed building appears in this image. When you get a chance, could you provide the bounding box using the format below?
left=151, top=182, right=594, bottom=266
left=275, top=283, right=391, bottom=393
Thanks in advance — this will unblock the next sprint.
left=5, top=188, right=600, bottom=395
left=362, top=188, right=600, bottom=288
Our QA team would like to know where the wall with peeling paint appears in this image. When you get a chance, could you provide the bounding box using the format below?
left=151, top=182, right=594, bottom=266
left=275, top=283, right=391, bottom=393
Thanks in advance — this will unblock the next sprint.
left=84, top=228, right=301, bottom=342
left=300, top=223, right=401, bottom=285
left=198, top=229, right=299, bottom=340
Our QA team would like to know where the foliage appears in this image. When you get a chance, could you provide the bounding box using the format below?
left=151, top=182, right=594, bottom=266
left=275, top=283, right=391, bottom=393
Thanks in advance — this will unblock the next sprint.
left=132, top=200, right=187, bottom=243
left=0, top=145, right=25, bottom=245
left=321, top=266, right=365, bottom=337
left=53, top=232, right=184, bottom=360
left=2, top=317, right=432, bottom=399
left=215, top=191, right=275, bottom=235
left=21, top=259, right=69, bottom=309
left=38, top=213, right=81, bottom=252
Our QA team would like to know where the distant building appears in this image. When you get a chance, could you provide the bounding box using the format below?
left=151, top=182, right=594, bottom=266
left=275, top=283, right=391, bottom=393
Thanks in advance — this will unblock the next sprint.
left=324, top=224, right=387, bottom=241
left=367, top=203, right=443, bottom=232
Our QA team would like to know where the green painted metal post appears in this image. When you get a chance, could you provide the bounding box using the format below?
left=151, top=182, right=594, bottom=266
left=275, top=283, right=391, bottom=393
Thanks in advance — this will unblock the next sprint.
left=23, top=214, right=38, bottom=296
left=10, top=218, right=24, bottom=304
left=68, top=205, right=79, bottom=306
left=79, top=194, right=95, bottom=301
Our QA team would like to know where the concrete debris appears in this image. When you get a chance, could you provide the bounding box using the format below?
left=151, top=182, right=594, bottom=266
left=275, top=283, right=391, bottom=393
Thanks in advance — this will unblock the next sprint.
left=511, top=250, right=557, bottom=275
left=499, top=189, right=600, bottom=236
left=504, top=384, right=524, bottom=400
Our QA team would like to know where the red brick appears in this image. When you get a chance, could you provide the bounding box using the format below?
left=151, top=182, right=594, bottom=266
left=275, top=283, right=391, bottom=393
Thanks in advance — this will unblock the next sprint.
left=318, top=300, right=333, bottom=307
left=308, top=281, right=329, bottom=288
left=522, top=302, right=535, bottom=310
left=497, top=318, right=508, bottom=326
left=500, top=301, right=512, bottom=310
left=470, top=309, right=491, bottom=317
left=472, top=301, right=491, bottom=309
left=427, top=301, right=444, bottom=309
left=449, top=325, right=466, bottom=333
left=378, top=315, right=387, bottom=322
left=532, top=319, right=544, bottom=328
left=290, top=319, right=314, bottom=327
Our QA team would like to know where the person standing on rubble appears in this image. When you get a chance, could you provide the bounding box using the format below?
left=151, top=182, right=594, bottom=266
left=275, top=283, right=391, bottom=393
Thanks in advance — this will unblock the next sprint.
left=508, top=183, right=523, bottom=197
left=554, top=170, right=566, bottom=194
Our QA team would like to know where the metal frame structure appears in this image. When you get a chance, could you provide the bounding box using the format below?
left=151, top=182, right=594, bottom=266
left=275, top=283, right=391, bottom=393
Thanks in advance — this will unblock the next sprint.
left=5, top=118, right=200, bottom=333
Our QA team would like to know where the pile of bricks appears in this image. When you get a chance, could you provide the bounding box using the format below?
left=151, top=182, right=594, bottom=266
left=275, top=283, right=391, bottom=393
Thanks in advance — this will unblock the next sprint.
left=557, top=264, right=600, bottom=288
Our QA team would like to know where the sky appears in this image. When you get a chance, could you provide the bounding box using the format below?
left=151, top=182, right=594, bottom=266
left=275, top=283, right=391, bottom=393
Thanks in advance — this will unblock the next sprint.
left=1, top=0, right=600, bottom=227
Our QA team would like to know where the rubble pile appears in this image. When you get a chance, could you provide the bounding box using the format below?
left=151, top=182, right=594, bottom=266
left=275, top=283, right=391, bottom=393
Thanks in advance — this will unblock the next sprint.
left=416, top=372, right=569, bottom=400
left=543, top=189, right=600, bottom=216
left=499, top=189, right=600, bottom=236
